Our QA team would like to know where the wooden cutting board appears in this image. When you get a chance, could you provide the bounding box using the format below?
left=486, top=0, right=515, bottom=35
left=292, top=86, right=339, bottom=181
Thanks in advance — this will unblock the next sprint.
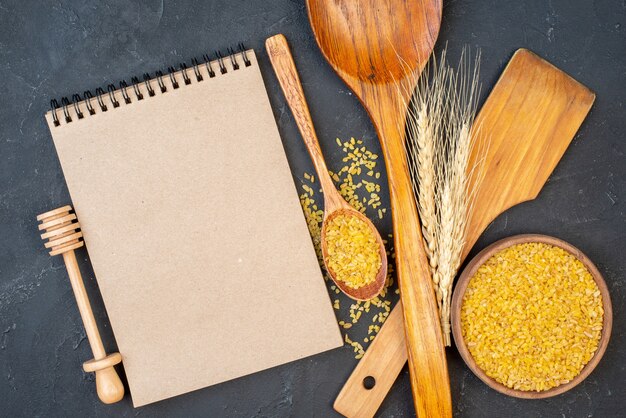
left=334, top=48, right=595, bottom=418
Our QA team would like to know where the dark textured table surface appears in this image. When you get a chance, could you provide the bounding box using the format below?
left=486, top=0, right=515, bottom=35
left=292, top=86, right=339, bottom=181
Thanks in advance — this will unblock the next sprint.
left=1, top=0, right=624, bottom=417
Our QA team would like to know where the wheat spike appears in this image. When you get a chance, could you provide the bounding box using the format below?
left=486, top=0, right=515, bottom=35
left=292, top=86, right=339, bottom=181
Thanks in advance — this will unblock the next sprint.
left=404, top=55, right=448, bottom=305
left=402, top=46, right=481, bottom=346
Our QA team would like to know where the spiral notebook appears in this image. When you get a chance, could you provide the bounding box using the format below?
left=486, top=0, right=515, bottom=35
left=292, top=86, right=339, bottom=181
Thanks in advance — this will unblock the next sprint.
left=44, top=46, right=342, bottom=407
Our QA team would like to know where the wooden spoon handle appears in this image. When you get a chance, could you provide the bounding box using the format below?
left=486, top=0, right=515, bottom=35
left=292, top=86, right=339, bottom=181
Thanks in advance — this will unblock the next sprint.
left=265, top=34, right=339, bottom=206
left=369, top=90, right=452, bottom=418
left=389, top=150, right=451, bottom=418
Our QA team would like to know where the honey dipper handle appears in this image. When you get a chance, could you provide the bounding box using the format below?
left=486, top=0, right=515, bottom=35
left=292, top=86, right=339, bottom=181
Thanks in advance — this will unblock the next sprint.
left=63, top=251, right=124, bottom=404
left=63, top=251, right=106, bottom=358
left=266, top=34, right=339, bottom=205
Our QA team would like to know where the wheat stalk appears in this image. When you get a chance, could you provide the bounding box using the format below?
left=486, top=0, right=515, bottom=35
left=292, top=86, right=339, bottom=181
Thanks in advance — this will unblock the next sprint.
left=402, top=46, right=481, bottom=345
left=402, top=54, right=450, bottom=310
left=404, top=59, right=447, bottom=296
left=438, top=122, right=471, bottom=345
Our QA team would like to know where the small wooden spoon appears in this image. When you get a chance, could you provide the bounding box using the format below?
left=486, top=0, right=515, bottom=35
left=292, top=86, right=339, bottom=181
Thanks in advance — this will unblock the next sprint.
left=306, top=0, right=449, bottom=416
left=266, top=34, right=387, bottom=301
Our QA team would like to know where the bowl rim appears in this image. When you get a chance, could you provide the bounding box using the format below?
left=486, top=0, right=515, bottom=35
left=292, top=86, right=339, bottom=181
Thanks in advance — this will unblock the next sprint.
left=451, top=233, right=613, bottom=399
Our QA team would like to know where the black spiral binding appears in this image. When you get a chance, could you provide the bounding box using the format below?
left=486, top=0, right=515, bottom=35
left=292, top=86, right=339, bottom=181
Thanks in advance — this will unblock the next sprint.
left=49, top=44, right=251, bottom=127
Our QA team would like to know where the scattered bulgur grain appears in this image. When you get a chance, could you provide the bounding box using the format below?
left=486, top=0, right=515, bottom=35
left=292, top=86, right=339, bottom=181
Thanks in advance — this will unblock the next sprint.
left=460, top=242, right=603, bottom=392
left=298, top=137, right=398, bottom=358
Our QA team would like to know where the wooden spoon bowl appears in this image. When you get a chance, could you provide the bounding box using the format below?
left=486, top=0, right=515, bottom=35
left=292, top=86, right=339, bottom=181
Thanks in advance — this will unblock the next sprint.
left=451, top=234, right=612, bottom=399
left=321, top=207, right=388, bottom=301
left=307, top=0, right=441, bottom=86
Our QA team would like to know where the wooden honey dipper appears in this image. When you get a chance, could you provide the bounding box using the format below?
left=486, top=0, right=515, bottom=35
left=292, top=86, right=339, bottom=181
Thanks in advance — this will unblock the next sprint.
left=37, top=205, right=124, bottom=404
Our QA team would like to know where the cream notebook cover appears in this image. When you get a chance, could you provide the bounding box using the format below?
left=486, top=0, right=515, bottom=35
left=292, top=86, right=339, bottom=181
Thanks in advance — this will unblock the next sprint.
left=44, top=49, right=342, bottom=406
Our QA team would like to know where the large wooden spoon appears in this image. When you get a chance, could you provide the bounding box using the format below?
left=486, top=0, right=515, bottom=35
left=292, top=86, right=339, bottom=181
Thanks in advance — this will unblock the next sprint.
left=306, top=1, right=448, bottom=416
left=266, top=34, right=388, bottom=301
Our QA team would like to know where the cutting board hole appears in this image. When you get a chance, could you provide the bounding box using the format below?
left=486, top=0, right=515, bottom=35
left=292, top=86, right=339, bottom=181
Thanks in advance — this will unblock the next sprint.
left=363, top=376, right=376, bottom=390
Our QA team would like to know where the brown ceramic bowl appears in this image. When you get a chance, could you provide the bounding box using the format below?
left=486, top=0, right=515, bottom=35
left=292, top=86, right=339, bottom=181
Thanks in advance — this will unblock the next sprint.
left=451, top=234, right=612, bottom=399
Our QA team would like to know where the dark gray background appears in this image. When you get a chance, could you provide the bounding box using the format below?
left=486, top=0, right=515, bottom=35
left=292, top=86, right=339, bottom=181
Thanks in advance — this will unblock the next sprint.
left=1, top=0, right=624, bottom=417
